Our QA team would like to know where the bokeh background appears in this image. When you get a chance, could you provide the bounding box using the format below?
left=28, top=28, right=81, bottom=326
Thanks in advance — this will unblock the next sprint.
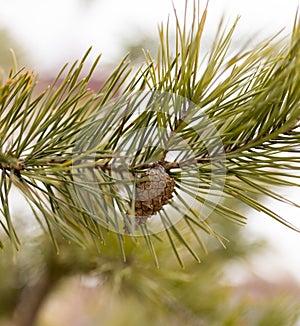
left=0, top=1, right=300, bottom=325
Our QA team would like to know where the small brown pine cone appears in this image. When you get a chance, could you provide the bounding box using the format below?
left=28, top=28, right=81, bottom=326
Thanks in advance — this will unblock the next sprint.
left=135, top=163, right=175, bottom=217
left=124, top=163, right=175, bottom=234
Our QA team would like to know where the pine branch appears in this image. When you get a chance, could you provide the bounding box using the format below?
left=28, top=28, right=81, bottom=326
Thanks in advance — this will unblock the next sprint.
left=0, top=1, right=299, bottom=265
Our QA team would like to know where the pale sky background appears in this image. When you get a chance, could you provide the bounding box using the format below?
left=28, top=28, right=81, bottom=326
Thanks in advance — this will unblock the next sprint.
left=0, top=0, right=299, bottom=70
left=0, top=0, right=299, bottom=281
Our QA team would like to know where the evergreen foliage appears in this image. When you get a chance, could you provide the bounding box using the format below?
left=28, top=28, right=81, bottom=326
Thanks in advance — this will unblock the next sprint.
left=0, top=1, right=299, bottom=267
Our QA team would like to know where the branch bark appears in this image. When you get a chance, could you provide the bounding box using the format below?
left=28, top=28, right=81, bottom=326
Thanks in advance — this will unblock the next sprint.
left=13, top=272, right=56, bottom=326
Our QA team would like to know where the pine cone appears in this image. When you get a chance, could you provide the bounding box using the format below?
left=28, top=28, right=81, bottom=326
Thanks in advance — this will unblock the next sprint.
left=124, top=163, right=175, bottom=233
